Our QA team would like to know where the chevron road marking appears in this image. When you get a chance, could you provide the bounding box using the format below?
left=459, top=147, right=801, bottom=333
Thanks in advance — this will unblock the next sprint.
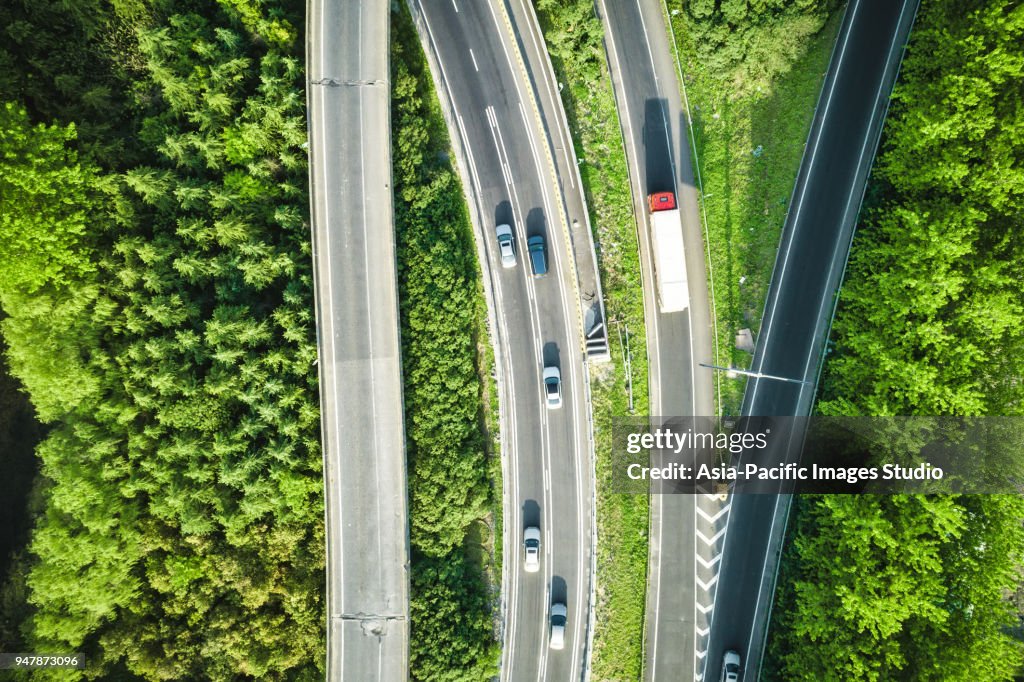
left=696, top=553, right=722, bottom=569
left=696, top=502, right=731, bottom=524
left=697, top=527, right=727, bottom=546
left=696, top=574, right=719, bottom=591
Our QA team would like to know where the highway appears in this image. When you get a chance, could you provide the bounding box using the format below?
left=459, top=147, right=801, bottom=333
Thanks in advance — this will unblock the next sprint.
left=705, top=1, right=921, bottom=680
left=408, top=1, right=597, bottom=679
left=306, top=0, right=410, bottom=680
left=596, top=0, right=717, bottom=679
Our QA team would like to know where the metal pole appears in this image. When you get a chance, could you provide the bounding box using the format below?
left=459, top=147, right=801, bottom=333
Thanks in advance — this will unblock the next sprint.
left=624, top=324, right=634, bottom=412
left=698, top=362, right=812, bottom=386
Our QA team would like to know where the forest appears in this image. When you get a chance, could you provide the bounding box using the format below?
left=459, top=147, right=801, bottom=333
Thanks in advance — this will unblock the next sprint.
left=1, top=0, right=500, bottom=677
left=1, top=0, right=325, bottom=678
left=766, top=1, right=1024, bottom=679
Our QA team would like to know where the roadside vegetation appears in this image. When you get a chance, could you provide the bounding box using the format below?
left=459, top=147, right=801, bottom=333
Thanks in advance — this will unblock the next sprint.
left=391, top=7, right=500, bottom=681
left=0, top=0, right=325, bottom=678
left=0, top=341, right=41, bottom=655
left=666, top=0, right=842, bottom=413
left=532, top=1, right=651, bottom=678
left=766, top=2, right=1024, bottom=679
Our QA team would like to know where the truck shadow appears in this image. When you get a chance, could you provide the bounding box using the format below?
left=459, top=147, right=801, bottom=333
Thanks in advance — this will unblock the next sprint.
left=644, top=97, right=675, bottom=194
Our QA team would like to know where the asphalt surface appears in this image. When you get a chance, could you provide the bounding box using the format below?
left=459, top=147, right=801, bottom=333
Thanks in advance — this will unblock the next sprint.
left=505, top=0, right=611, bottom=362
left=410, top=1, right=594, bottom=680
left=596, top=0, right=717, bottom=679
left=306, top=1, right=410, bottom=680
left=705, top=1, right=920, bottom=680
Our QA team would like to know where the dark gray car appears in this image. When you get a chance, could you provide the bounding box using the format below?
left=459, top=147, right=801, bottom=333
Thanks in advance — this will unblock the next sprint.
left=527, top=234, right=547, bottom=277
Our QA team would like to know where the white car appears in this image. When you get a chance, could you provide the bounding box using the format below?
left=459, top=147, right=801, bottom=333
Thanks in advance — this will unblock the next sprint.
left=542, top=365, right=562, bottom=409
left=721, top=650, right=741, bottom=682
left=549, top=602, right=567, bottom=650
left=523, top=526, right=541, bottom=573
left=496, top=223, right=516, bottom=268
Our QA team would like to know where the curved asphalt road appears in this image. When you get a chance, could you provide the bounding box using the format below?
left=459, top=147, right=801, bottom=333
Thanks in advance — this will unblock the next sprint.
left=597, top=0, right=717, bottom=679
left=705, top=1, right=920, bottom=680
left=409, top=1, right=594, bottom=680
left=306, top=0, right=410, bottom=679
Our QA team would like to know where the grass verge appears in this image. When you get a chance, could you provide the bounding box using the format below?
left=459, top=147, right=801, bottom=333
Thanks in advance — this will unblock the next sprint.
left=665, top=8, right=845, bottom=414
left=531, top=1, right=650, bottom=678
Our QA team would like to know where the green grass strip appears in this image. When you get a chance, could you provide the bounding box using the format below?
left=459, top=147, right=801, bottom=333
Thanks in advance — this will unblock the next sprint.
left=665, top=8, right=844, bottom=415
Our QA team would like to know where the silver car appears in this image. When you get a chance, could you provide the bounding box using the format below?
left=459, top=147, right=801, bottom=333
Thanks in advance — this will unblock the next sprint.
left=496, top=223, right=516, bottom=268
left=542, top=365, right=561, bottom=409
left=721, top=650, right=740, bottom=682
left=524, top=526, right=541, bottom=573
left=549, top=601, right=567, bottom=650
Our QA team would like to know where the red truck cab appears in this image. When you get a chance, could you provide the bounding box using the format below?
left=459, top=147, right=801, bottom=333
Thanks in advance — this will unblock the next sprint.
left=648, top=191, right=676, bottom=212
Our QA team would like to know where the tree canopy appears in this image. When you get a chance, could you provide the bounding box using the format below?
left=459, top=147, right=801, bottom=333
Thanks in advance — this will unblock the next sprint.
left=681, top=0, right=841, bottom=96
left=0, top=0, right=324, bottom=678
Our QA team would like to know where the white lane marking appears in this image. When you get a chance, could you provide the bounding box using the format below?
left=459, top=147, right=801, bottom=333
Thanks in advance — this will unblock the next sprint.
left=738, top=3, right=914, bottom=679
left=649, top=489, right=664, bottom=680
left=506, top=38, right=588, bottom=682
left=451, top=0, right=459, bottom=12
left=562, top=145, right=576, bottom=190
left=634, top=0, right=676, bottom=182
left=491, top=99, right=554, bottom=682
left=746, top=0, right=862, bottom=408
left=515, top=4, right=577, bottom=192
left=483, top=134, right=527, bottom=681
left=515, top=83, right=589, bottom=682
left=696, top=602, right=714, bottom=615
left=483, top=14, right=557, bottom=675
left=459, top=116, right=483, bottom=198
left=470, top=48, right=479, bottom=72
left=354, top=5, right=393, bottom=678
left=481, top=2, right=594, bottom=678
left=701, top=0, right=867, bottom=666
left=315, top=0, right=345, bottom=674
left=635, top=0, right=710, bottom=672
left=538, top=360, right=554, bottom=682
left=412, top=7, right=537, bottom=681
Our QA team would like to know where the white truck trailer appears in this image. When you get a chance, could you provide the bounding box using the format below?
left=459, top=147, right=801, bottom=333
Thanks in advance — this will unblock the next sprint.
left=647, top=191, right=689, bottom=312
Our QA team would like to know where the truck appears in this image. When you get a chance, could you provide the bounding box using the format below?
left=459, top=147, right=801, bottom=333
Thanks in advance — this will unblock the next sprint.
left=647, top=191, right=689, bottom=312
